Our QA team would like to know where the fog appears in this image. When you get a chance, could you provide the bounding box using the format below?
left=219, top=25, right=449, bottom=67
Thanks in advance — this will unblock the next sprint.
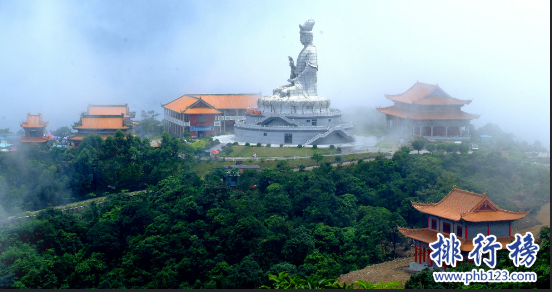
left=1, top=0, right=549, bottom=149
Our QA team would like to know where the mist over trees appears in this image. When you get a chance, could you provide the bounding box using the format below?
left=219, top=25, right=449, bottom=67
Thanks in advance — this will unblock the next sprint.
left=0, top=138, right=548, bottom=288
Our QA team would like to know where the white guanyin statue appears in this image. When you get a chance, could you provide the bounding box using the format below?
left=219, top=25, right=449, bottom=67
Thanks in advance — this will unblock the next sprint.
left=273, top=19, right=318, bottom=98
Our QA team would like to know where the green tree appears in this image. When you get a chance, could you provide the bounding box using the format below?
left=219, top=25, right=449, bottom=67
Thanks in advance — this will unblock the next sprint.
left=311, top=152, right=323, bottom=165
left=134, top=110, right=163, bottom=139
left=51, top=126, right=74, bottom=138
left=411, top=139, right=426, bottom=153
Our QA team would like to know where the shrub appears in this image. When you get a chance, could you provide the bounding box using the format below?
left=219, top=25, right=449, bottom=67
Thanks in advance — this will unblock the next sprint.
left=233, top=141, right=239, bottom=146
left=279, top=144, right=283, bottom=148
left=245, top=142, right=250, bottom=147
left=297, top=144, right=302, bottom=148
left=266, top=143, right=271, bottom=148
left=299, top=164, right=306, bottom=171
left=313, top=144, right=318, bottom=149
left=336, top=146, right=342, bottom=152
left=335, top=155, right=342, bottom=162
left=256, top=142, right=262, bottom=147
left=226, top=142, right=233, bottom=147
left=436, top=143, right=447, bottom=151
left=426, top=144, right=436, bottom=152
left=329, top=144, right=335, bottom=150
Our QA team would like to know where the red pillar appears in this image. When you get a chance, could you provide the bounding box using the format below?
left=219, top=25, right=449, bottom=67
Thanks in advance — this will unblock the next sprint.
left=430, top=258, right=433, bottom=267
left=414, top=244, right=417, bottom=263
left=465, top=226, right=468, bottom=239
left=487, top=225, right=490, bottom=236
left=438, top=219, right=441, bottom=232
left=428, top=217, right=430, bottom=228
left=444, top=263, right=447, bottom=271
left=509, top=223, right=511, bottom=236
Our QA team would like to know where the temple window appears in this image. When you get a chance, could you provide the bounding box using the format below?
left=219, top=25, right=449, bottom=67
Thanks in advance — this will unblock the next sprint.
left=30, top=130, right=37, bottom=137
left=456, top=225, right=463, bottom=237
left=312, top=119, right=317, bottom=126
left=198, top=115, right=206, bottom=122
left=443, top=222, right=451, bottom=234
left=263, top=133, right=267, bottom=136
left=431, top=219, right=437, bottom=230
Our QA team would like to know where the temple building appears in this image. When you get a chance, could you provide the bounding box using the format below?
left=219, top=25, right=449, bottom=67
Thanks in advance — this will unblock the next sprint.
left=377, top=82, right=479, bottom=140
left=162, top=94, right=260, bottom=138
left=399, top=186, right=528, bottom=271
left=87, top=104, right=136, bottom=124
left=69, top=105, right=134, bottom=147
left=19, top=113, right=50, bottom=143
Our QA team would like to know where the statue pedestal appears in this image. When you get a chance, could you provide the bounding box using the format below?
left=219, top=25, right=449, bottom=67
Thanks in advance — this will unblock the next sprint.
left=258, top=95, right=331, bottom=114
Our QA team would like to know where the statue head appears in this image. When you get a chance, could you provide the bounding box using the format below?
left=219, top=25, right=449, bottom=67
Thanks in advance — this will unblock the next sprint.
left=299, top=19, right=315, bottom=45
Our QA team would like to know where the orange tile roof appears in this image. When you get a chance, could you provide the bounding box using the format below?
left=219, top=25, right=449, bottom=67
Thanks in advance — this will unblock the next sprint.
left=385, top=82, right=471, bottom=105
left=183, top=108, right=222, bottom=114
left=411, top=186, right=528, bottom=222
left=74, top=116, right=129, bottom=130
left=162, top=95, right=199, bottom=113
left=88, top=105, right=130, bottom=117
left=19, top=136, right=49, bottom=143
left=377, top=106, right=480, bottom=120
left=162, top=94, right=260, bottom=113
left=20, top=113, right=48, bottom=128
left=398, top=227, right=514, bottom=251
left=195, top=94, right=260, bottom=109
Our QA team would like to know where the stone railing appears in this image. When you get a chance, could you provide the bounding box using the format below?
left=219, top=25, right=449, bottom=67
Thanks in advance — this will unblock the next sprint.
left=215, top=115, right=246, bottom=121
left=164, top=116, right=190, bottom=127
left=235, top=122, right=327, bottom=131
left=423, top=136, right=470, bottom=141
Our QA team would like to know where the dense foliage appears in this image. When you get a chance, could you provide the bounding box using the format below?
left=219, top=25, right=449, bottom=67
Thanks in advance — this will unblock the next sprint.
left=0, top=140, right=548, bottom=288
left=0, top=130, right=194, bottom=216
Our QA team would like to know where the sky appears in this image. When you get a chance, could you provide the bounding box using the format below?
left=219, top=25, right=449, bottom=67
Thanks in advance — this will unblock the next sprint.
left=0, top=0, right=549, bottom=148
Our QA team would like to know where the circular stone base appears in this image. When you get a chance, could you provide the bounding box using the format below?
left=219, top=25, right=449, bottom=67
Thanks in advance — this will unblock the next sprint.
left=258, top=95, right=331, bottom=114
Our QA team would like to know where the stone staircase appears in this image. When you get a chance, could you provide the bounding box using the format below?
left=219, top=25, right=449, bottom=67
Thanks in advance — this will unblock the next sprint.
left=305, top=124, right=356, bottom=145
left=255, top=114, right=300, bottom=126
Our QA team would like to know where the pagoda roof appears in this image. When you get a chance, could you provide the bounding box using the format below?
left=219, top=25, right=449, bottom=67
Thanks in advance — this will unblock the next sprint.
left=20, top=113, right=48, bottom=128
left=73, top=115, right=130, bottom=130
left=398, top=227, right=514, bottom=251
left=88, top=104, right=134, bottom=118
left=19, top=136, right=50, bottom=143
left=385, top=82, right=472, bottom=105
left=411, top=186, right=528, bottom=222
left=163, top=93, right=260, bottom=113
left=377, top=105, right=480, bottom=120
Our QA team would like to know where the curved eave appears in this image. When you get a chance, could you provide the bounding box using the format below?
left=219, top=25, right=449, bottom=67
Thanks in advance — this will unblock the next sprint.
left=398, top=227, right=514, bottom=251
left=461, top=211, right=529, bottom=222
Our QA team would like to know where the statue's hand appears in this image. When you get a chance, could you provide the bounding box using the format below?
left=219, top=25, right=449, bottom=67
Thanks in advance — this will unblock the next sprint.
left=287, top=78, right=296, bottom=83
left=288, top=56, right=294, bottom=67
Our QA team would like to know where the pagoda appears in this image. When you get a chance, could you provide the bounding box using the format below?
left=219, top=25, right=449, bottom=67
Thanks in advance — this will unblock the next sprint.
left=19, top=113, right=50, bottom=143
left=70, top=114, right=131, bottom=147
left=377, top=82, right=479, bottom=140
left=399, top=186, right=528, bottom=271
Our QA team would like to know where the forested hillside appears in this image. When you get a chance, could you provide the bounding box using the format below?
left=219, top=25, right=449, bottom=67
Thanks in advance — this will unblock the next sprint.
left=0, top=132, right=548, bottom=288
